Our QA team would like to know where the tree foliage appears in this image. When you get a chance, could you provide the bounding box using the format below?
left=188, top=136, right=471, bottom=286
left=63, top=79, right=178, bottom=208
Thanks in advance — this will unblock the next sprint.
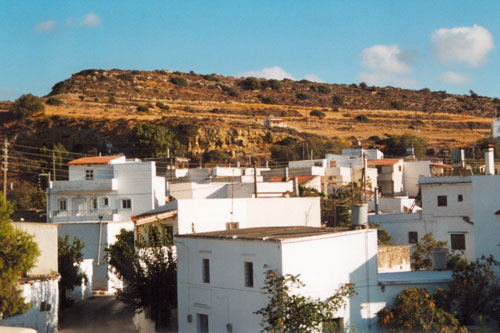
left=447, top=255, right=500, bottom=325
left=58, top=235, right=85, bottom=308
left=310, top=110, right=325, bottom=119
left=255, top=266, right=355, bottom=332
left=377, top=288, right=466, bottom=332
left=107, top=225, right=177, bottom=330
left=8, top=94, right=45, bottom=119
left=9, top=180, right=46, bottom=211
left=0, top=197, right=40, bottom=317
left=134, top=123, right=187, bottom=158
left=369, top=222, right=393, bottom=245
left=380, top=133, right=428, bottom=158
left=271, top=137, right=344, bottom=162
left=411, top=233, right=447, bottom=270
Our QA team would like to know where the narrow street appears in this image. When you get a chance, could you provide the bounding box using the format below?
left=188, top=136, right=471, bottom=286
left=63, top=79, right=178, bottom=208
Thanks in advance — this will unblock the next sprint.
left=59, top=296, right=137, bottom=333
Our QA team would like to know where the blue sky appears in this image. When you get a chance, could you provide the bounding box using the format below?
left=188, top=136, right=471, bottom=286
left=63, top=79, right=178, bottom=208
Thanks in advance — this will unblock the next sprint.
left=1, top=1, right=500, bottom=100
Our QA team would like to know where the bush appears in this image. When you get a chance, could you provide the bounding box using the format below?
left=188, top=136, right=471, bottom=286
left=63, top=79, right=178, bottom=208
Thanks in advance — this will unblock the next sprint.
left=220, top=85, right=240, bottom=97
left=107, top=96, right=117, bottom=104
left=380, top=133, right=428, bottom=158
left=332, top=95, right=344, bottom=106
left=310, top=110, right=325, bottom=119
left=261, top=96, right=278, bottom=104
left=203, top=149, right=230, bottom=163
left=156, top=102, right=170, bottom=110
left=261, top=79, right=281, bottom=91
left=117, top=73, right=134, bottom=82
left=202, top=74, right=219, bottom=82
left=317, top=85, right=331, bottom=94
left=377, top=288, right=465, bottom=332
left=170, top=76, right=188, bottom=87
left=45, top=97, right=63, bottom=106
left=390, top=100, right=407, bottom=110
left=355, top=115, right=370, bottom=122
left=296, top=93, right=309, bottom=100
left=411, top=233, right=447, bottom=270
left=239, top=77, right=260, bottom=90
left=136, top=105, right=149, bottom=113
left=359, top=82, right=368, bottom=89
left=8, top=94, right=45, bottom=118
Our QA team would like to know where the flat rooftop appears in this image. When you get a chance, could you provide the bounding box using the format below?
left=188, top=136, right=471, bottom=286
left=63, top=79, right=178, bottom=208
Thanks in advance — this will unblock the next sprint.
left=176, top=226, right=353, bottom=241
left=378, top=270, right=452, bottom=285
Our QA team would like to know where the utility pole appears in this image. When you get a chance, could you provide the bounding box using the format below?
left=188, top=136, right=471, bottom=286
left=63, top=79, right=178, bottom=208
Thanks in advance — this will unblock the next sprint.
left=2, top=139, right=8, bottom=201
left=363, top=153, right=367, bottom=203
left=52, top=151, right=56, bottom=181
left=253, top=161, right=258, bottom=198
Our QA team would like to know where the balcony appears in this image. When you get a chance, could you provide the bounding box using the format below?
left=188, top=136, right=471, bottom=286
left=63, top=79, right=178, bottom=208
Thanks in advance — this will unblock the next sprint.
left=50, top=179, right=118, bottom=194
left=50, top=209, right=119, bottom=222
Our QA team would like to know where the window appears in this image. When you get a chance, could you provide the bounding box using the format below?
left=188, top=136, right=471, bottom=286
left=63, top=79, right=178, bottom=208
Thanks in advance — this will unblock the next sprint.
left=91, top=198, right=97, bottom=209
left=458, top=194, right=463, bottom=202
left=121, top=199, right=132, bottom=209
left=102, top=197, right=109, bottom=207
left=226, top=222, right=240, bottom=230
left=451, top=234, right=466, bottom=250
left=85, top=169, right=94, bottom=180
left=408, top=231, right=418, bottom=244
left=58, top=199, right=67, bottom=211
left=398, top=165, right=402, bottom=172
left=197, top=314, right=209, bottom=333
left=202, top=258, right=210, bottom=283
left=437, top=195, right=447, bottom=207
left=244, top=261, right=254, bottom=287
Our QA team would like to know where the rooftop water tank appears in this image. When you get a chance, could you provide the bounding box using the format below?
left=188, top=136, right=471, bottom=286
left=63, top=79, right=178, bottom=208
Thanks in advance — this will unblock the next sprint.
left=351, top=203, right=368, bottom=226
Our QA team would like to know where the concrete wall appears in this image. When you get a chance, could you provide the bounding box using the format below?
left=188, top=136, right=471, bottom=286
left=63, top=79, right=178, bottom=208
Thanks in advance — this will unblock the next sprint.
left=175, top=197, right=321, bottom=235
left=368, top=196, right=419, bottom=214
left=377, top=245, right=411, bottom=272
left=403, top=160, right=430, bottom=197
left=58, top=221, right=134, bottom=292
left=13, top=223, right=58, bottom=276
left=1, top=279, right=59, bottom=333
left=170, top=182, right=293, bottom=200
left=420, top=177, right=472, bottom=218
left=288, top=159, right=327, bottom=168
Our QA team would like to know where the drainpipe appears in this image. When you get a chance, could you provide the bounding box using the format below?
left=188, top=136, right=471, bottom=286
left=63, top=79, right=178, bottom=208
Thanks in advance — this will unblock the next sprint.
left=97, top=215, right=104, bottom=266
left=374, top=188, right=379, bottom=215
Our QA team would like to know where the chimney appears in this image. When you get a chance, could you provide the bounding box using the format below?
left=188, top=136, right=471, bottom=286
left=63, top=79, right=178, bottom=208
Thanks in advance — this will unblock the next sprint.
left=484, top=145, right=495, bottom=175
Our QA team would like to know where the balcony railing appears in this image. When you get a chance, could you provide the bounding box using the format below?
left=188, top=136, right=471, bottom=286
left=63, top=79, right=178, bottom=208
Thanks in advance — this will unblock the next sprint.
left=52, top=209, right=118, bottom=217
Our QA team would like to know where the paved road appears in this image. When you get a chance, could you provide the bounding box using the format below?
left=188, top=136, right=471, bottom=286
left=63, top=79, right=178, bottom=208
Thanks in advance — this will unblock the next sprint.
left=59, top=296, right=137, bottom=333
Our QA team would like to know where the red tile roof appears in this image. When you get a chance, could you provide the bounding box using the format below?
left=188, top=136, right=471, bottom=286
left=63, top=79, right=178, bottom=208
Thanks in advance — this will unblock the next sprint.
left=368, top=158, right=402, bottom=166
left=68, top=156, right=123, bottom=166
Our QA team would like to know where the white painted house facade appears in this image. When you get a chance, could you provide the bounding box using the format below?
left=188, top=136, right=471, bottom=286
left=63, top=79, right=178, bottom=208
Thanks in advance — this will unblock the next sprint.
left=176, top=226, right=452, bottom=332
left=46, top=155, right=166, bottom=292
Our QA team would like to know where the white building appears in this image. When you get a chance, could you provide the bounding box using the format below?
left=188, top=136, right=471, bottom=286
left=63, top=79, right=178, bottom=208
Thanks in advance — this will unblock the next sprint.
left=133, top=197, right=321, bottom=236
left=176, top=226, right=452, bottom=332
left=341, top=148, right=384, bottom=160
left=368, top=159, right=404, bottom=196
left=370, top=175, right=475, bottom=261
left=492, top=118, right=500, bottom=139
left=1, top=223, right=60, bottom=333
left=47, top=155, right=165, bottom=292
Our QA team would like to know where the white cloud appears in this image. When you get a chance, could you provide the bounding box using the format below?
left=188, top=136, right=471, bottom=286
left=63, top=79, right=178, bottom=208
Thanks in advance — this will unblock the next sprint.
left=239, top=66, right=294, bottom=80
left=432, top=24, right=494, bottom=67
left=360, top=44, right=412, bottom=74
left=0, top=86, right=18, bottom=100
left=358, top=44, right=418, bottom=88
left=80, top=13, right=102, bottom=27
left=439, top=71, right=472, bottom=85
left=34, top=20, right=56, bottom=33
left=304, top=74, right=323, bottom=82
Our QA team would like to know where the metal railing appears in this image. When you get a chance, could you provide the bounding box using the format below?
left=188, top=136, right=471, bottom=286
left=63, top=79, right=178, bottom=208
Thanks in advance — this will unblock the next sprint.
left=52, top=209, right=118, bottom=217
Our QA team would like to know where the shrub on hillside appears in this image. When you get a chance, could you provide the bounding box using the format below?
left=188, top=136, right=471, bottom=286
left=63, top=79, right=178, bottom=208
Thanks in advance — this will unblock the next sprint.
left=117, top=73, right=134, bottom=82
left=317, top=85, right=331, bottom=94
left=8, top=94, right=45, bottom=118
left=332, top=95, right=344, bottom=106
left=261, top=79, right=281, bottom=91
left=136, top=105, right=149, bottom=113
left=296, top=93, right=309, bottom=100
left=310, top=110, right=325, bottom=119
left=45, top=97, right=63, bottom=106
left=170, top=76, right=188, bottom=87
left=220, top=85, right=240, bottom=97
left=156, top=102, right=170, bottom=110
left=355, top=115, right=370, bottom=122
left=261, top=96, right=278, bottom=104
left=390, top=100, right=407, bottom=110
left=239, top=77, right=260, bottom=90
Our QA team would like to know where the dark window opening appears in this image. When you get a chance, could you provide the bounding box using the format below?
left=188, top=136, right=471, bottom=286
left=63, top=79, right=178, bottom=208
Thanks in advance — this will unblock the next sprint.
left=244, top=262, right=254, bottom=288
left=458, top=194, right=463, bottom=202
left=408, top=231, right=418, bottom=244
left=437, top=195, right=447, bottom=207
left=202, top=258, right=210, bottom=283
left=451, top=234, right=466, bottom=250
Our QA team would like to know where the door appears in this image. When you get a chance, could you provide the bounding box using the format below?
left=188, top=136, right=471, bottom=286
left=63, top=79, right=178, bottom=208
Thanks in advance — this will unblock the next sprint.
left=197, top=314, right=209, bottom=333
left=72, top=197, right=87, bottom=216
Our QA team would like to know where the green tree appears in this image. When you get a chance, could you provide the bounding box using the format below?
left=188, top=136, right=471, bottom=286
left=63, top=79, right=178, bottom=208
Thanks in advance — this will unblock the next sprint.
left=8, top=94, right=45, bottom=118
left=239, top=77, right=260, bottom=90
left=255, top=266, right=355, bottom=332
left=0, top=196, right=40, bottom=317
left=203, top=149, right=230, bottom=164
left=107, top=225, right=177, bottom=331
left=310, top=110, right=326, bottom=119
left=411, top=233, right=447, bottom=270
left=58, top=235, right=85, bottom=308
left=9, top=180, right=46, bottom=211
left=377, top=288, right=466, bottom=332
left=447, top=255, right=500, bottom=325
left=381, top=133, right=428, bottom=158
left=369, top=222, right=393, bottom=245
left=134, top=123, right=186, bottom=158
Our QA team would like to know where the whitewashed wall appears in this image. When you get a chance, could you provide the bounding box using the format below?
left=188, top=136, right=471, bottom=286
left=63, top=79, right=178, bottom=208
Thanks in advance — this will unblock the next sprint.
left=65, top=258, right=94, bottom=302
left=403, top=161, right=430, bottom=197
left=1, top=279, right=59, bottom=333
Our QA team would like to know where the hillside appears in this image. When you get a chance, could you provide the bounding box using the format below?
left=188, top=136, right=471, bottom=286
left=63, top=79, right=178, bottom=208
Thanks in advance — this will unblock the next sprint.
left=0, top=68, right=497, bottom=161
